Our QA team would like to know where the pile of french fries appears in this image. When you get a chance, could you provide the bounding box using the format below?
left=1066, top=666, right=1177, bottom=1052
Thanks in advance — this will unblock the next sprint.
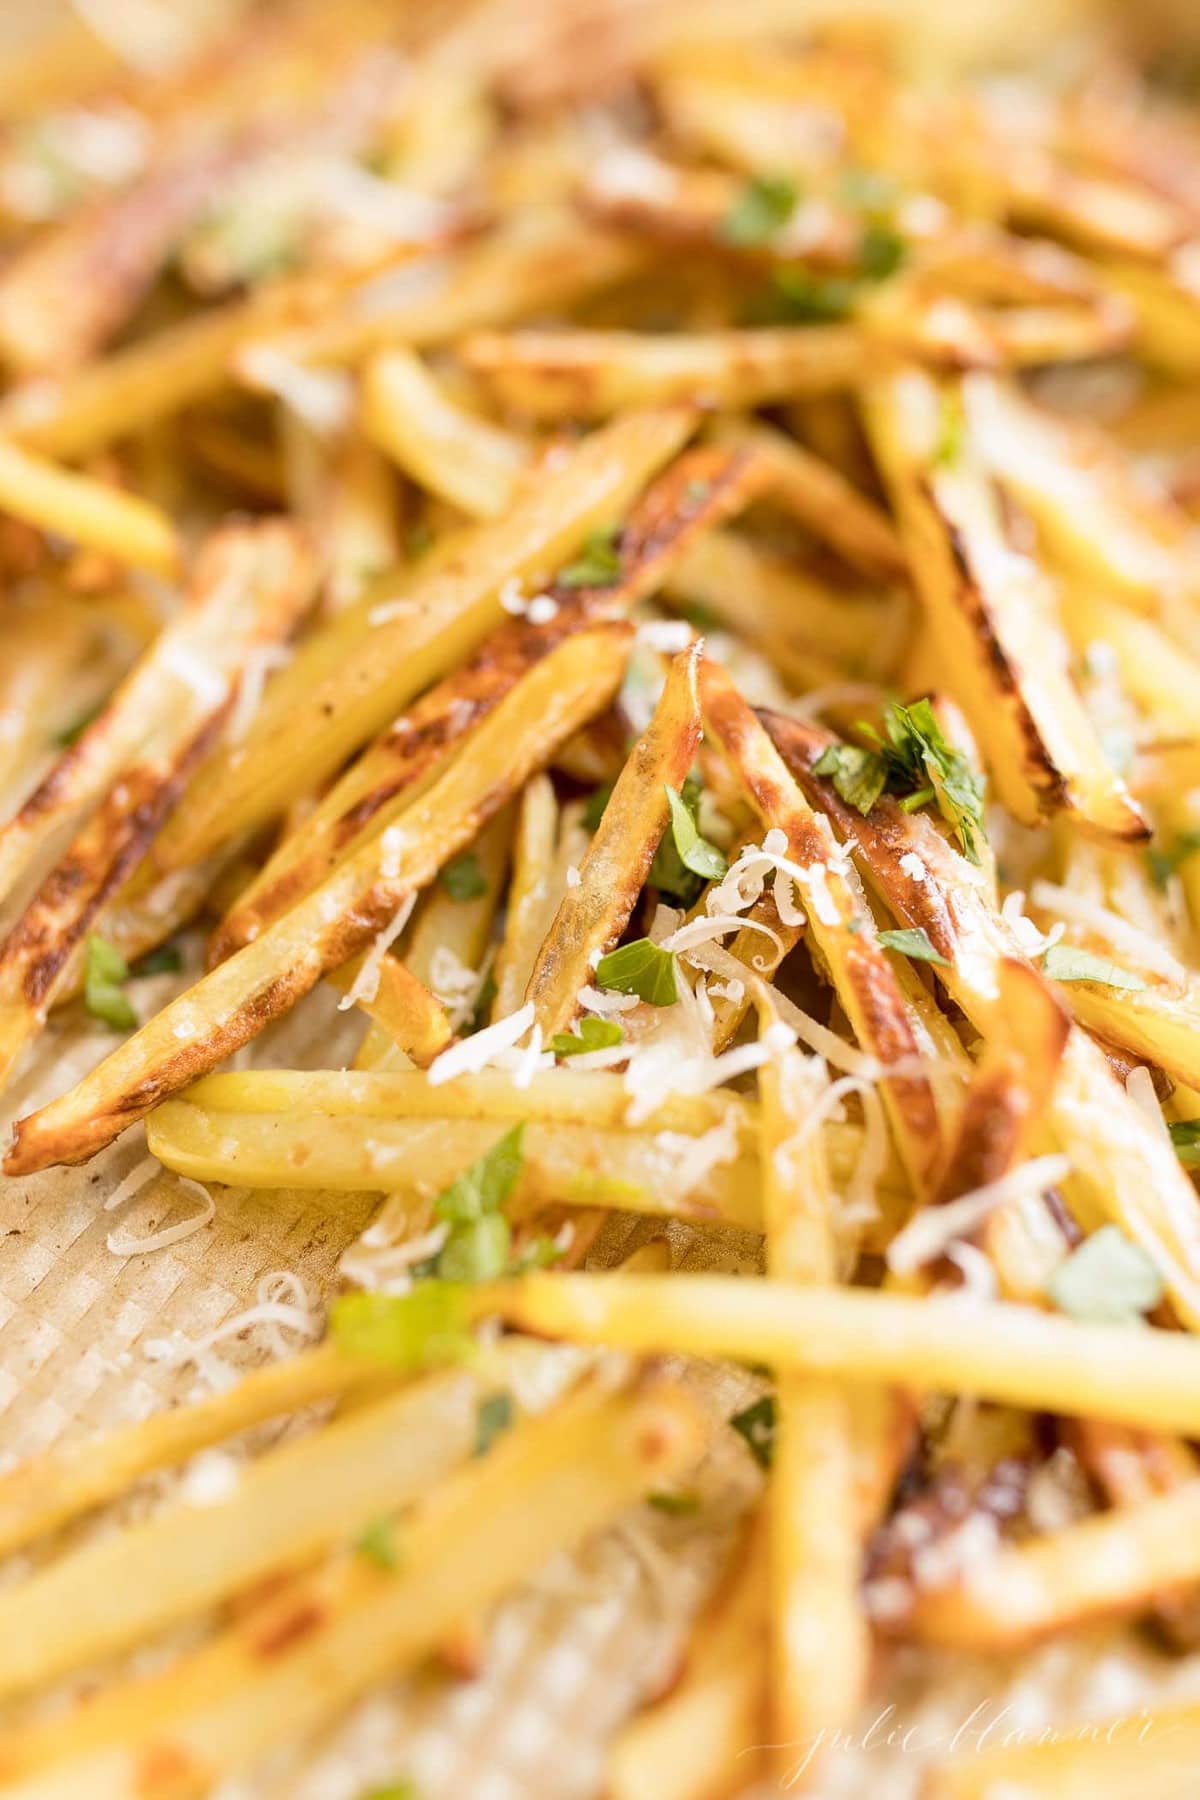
left=8, top=0, right=1200, bottom=1795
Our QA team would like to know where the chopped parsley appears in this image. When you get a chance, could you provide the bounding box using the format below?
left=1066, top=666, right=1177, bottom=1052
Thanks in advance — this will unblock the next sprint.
left=812, top=699, right=986, bottom=863
left=858, top=221, right=907, bottom=280
left=55, top=701, right=104, bottom=748
left=1169, top=1119, right=1200, bottom=1168
left=359, top=1783, right=421, bottom=1800
left=595, top=937, right=678, bottom=1007
left=557, top=525, right=622, bottom=589
left=876, top=926, right=949, bottom=967
left=474, top=1391, right=515, bottom=1456
left=440, top=851, right=487, bottom=902
left=355, top=1516, right=400, bottom=1570
left=646, top=1490, right=702, bottom=1515
left=1147, top=829, right=1200, bottom=891
left=1041, top=944, right=1148, bottom=991
left=1049, top=1226, right=1164, bottom=1324
left=433, top=1125, right=525, bottom=1283
left=770, top=265, right=858, bottom=323
left=132, top=942, right=184, bottom=977
left=730, top=1395, right=775, bottom=1469
left=551, top=1016, right=624, bottom=1058
left=812, top=743, right=888, bottom=817
left=720, top=172, right=799, bottom=247
left=649, top=776, right=726, bottom=904
left=84, top=935, right=137, bottom=1031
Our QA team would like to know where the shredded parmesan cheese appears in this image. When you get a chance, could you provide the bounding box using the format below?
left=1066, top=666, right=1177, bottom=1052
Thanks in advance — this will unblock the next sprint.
left=1030, top=879, right=1186, bottom=983
left=887, top=1153, right=1072, bottom=1275
left=336, top=893, right=416, bottom=1010
left=106, top=1176, right=216, bottom=1257
left=427, top=1002, right=535, bottom=1085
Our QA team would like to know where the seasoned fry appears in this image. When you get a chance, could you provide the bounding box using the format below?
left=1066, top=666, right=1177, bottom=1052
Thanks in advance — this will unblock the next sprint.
left=5, top=624, right=630, bottom=1171
left=525, top=643, right=702, bottom=1036
left=0, top=437, right=178, bottom=575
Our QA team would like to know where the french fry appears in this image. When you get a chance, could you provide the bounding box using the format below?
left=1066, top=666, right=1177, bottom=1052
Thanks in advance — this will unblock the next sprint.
left=461, top=325, right=870, bottom=418
left=608, top=1511, right=768, bottom=1800
left=491, top=775, right=569, bottom=1019
left=327, top=955, right=454, bottom=1068
left=864, top=369, right=1147, bottom=839
left=474, top=1270, right=1200, bottom=1435
left=404, top=805, right=511, bottom=998
left=0, top=524, right=315, bottom=1090
left=709, top=416, right=906, bottom=579
left=764, top=709, right=1200, bottom=1328
left=155, top=405, right=695, bottom=870
left=0, top=437, right=178, bottom=575
left=907, top=1475, right=1200, bottom=1649
left=0, top=520, right=313, bottom=911
left=147, top=1102, right=764, bottom=1229
left=5, top=624, right=630, bottom=1172
left=0, top=1374, right=702, bottom=1795
left=0, top=1341, right=393, bottom=1560
left=362, top=345, right=529, bottom=519
left=210, top=439, right=756, bottom=956
left=525, top=643, right=702, bottom=1037
left=756, top=1002, right=868, bottom=1758
left=702, top=660, right=944, bottom=1194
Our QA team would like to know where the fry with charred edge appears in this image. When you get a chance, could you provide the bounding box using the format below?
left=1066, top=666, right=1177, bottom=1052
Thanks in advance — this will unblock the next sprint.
left=701, top=659, right=943, bottom=1195
left=461, top=325, right=870, bottom=418
left=608, top=1511, right=768, bottom=1800
left=708, top=416, right=907, bottom=578
left=0, top=1376, right=701, bottom=1794
left=906, top=1475, right=1200, bottom=1650
left=361, top=345, right=530, bottom=519
left=0, top=1342, right=393, bottom=1561
left=525, top=643, right=702, bottom=1038
left=209, top=441, right=756, bottom=957
left=763, top=709, right=1200, bottom=1330
left=923, top=1698, right=1200, bottom=1800
left=4, top=624, right=629, bottom=1173
left=0, top=437, right=178, bottom=575
left=916, top=959, right=1070, bottom=1299
left=756, top=999, right=868, bottom=1758
left=146, top=1104, right=764, bottom=1229
left=470, top=1272, right=1200, bottom=1436
left=155, top=406, right=695, bottom=871
left=0, top=522, right=314, bottom=911
left=864, top=369, right=1147, bottom=840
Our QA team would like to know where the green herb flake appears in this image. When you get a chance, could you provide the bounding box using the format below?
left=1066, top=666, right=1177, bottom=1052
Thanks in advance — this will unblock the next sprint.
left=437, top=1212, right=511, bottom=1282
left=509, top=1232, right=565, bottom=1273
left=359, top=1782, right=421, bottom=1800
left=84, top=935, right=137, bottom=1031
left=771, top=265, right=858, bottom=323
left=557, top=525, right=622, bottom=589
left=132, top=943, right=184, bottom=977
left=551, top=1016, right=624, bottom=1058
left=355, top=1516, right=400, bottom=1570
left=1041, top=944, right=1149, bottom=991
left=646, top=1489, right=702, bottom=1516
left=433, top=1124, right=525, bottom=1227
left=869, top=698, right=987, bottom=863
left=1049, top=1225, right=1164, bottom=1324
left=330, top=1283, right=475, bottom=1371
left=1169, top=1119, right=1200, bottom=1168
left=440, top=851, right=487, bottom=902
left=474, top=1391, right=515, bottom=1457
left=596, top=937, right=678, bottom=1007
left=720, top=172, right=799, bottom=246
left=932, top=389, right=966, bottom=469
left=858, top=221, right=907, bottom=281
left=1147, top=829, right=1200, bottom=892
left=662, top=783, right=727, bottom=882
left=812, top=743, right=887, bottom=816
left=876, top=927, right=949, bottom=967
left=730, top=1395, right=776, bottom=1469
left=55, top=701, right=104, bottom=748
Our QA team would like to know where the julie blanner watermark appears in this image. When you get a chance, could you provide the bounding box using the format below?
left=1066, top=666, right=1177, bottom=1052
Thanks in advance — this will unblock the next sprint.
left=751, top=1699, right=1171, bottom=1788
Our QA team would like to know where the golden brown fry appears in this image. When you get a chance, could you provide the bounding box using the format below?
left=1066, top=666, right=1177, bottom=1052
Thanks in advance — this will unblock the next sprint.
left=158, top=406, right=695, bottom=872
left=5, top=624, right=630, bottom=1173
left=525, top=643, right=702, bottom=1038
left=763, top=710, right=1200, bottom=1328
left=0, top=437, right=178, bottom=575
left=865, top=370, right=1147, bottom=840
left=461, top=324, right=870, bottom=418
